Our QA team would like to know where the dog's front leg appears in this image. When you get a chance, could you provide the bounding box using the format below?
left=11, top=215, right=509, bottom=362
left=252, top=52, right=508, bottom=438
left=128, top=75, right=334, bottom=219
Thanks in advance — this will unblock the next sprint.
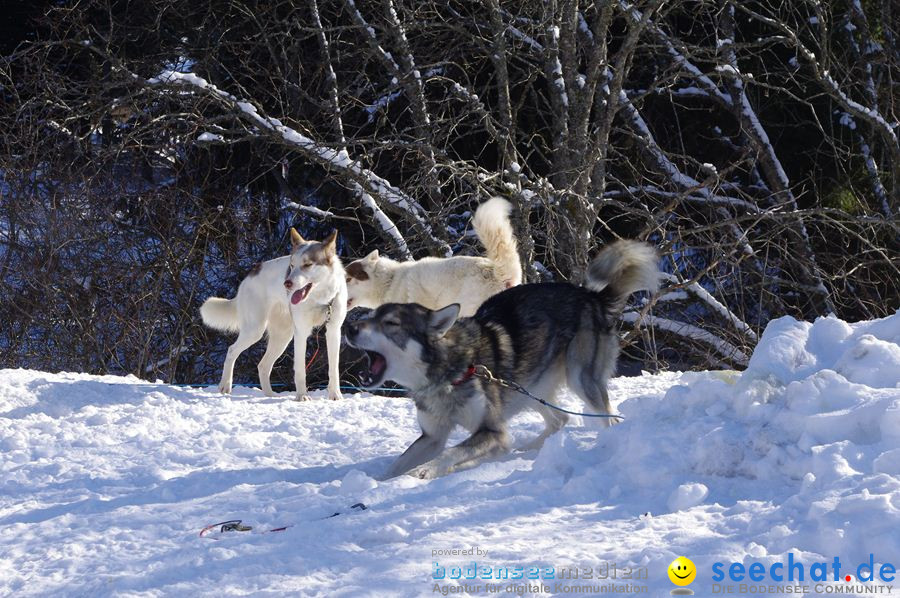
left=409, top=427, right=510, bottom=479
left=382, top=432, right=449, bottom=480
left=324, top=303, right=346, bottom=401
left=292, top=321, right=314, bottom=401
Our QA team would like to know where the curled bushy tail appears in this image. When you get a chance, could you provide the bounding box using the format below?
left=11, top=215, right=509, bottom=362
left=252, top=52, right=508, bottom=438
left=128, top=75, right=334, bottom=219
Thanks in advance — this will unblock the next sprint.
left=585, top=240, right=659, bottom=314
left=472, top=197, right=522, bottom=287
left=200, top=297, right=240, bottom=332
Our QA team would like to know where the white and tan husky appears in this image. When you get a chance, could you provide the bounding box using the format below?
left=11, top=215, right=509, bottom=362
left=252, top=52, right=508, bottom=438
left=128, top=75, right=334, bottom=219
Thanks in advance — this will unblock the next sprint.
left=344, top=197, right=522, bottom=317
left=200, top=229, right=348, bottom=401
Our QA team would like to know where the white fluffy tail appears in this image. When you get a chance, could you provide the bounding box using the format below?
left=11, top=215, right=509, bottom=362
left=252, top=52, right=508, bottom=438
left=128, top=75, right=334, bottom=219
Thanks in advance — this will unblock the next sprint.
left=472, top=197, right=522, bottom=286
left=585, top=240, right=659, bottom=314
left=200, top=297, right=240, bottom=332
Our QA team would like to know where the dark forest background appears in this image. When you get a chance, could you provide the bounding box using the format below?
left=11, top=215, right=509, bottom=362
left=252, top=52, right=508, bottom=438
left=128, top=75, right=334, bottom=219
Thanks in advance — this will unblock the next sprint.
left=0, top=0, right=896, bottom=388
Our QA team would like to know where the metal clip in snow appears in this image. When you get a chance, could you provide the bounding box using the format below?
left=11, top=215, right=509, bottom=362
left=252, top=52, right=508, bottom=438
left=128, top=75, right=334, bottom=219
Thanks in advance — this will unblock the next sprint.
left=199, top=519, right=252, bottom=537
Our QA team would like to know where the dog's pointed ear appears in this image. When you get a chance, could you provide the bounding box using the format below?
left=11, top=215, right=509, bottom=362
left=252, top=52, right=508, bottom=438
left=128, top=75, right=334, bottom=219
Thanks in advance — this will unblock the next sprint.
left=365, top=249, right=379, bottom=263
left=321, top=230, right=338, bottom=256
left=429, top=304, right=460, bottom=337
left=290, top=227, right=304, bottom=249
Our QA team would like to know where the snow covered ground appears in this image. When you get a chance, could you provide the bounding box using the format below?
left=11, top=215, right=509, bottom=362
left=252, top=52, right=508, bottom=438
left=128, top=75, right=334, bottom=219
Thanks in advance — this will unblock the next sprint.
left=1, top=312, right=898, bottom=597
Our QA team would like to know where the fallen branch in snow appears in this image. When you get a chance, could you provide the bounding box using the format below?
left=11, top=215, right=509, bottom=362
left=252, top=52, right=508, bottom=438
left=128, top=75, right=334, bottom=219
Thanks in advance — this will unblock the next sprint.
left=622, top=311, right=751, bottom=367
left=660, top=273, right=758, bottom=341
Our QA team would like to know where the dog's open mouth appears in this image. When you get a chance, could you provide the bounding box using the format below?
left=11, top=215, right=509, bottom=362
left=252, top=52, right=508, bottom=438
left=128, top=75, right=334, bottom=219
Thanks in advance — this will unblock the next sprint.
left=290, top=283, right=313, bottom=305
left=360, top=350, right=387, bottom=387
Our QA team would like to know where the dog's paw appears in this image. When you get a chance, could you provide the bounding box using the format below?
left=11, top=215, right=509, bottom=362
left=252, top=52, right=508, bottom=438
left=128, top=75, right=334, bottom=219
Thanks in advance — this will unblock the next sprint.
left=292, top=394, right=314, bottom=402
left=327, top=390, right=343, bottom=401
left=218, top=381, right=232, bottom=395
left=407, top=464, right=442, bottom=480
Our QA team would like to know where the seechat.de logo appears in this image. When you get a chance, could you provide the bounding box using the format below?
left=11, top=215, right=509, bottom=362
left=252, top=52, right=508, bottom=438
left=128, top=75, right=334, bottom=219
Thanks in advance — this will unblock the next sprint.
left=668, top=556, right=696, bottom=595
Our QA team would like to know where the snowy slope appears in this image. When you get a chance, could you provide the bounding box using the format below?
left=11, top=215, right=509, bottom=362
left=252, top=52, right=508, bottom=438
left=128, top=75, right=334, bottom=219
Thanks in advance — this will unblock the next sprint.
left=1, top=312, right=898, bottom=597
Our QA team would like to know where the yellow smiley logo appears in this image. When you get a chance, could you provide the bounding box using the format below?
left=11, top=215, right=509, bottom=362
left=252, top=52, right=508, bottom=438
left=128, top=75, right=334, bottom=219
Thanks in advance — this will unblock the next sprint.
left=668, top=556, right=696, bottom=586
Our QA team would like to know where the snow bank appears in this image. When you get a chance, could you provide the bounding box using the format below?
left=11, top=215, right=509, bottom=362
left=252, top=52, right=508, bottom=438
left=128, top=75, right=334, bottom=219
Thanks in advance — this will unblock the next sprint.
left=1, top=311, right=898, bottom=596
left=745, top=313, right=900, bottom=387
left=590, top=312, right=900, bottom=574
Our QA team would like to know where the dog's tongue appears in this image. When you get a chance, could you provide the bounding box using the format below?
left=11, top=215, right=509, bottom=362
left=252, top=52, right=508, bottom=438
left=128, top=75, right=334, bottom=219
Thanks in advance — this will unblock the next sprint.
left=291, top=283, right=313, bottom=305
left=369, top=353, right=387, bottom=378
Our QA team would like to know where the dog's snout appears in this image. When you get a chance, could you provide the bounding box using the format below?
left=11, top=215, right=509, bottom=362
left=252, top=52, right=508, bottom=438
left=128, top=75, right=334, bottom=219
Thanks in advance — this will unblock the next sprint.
left=284, top=279, right=293, bottom=289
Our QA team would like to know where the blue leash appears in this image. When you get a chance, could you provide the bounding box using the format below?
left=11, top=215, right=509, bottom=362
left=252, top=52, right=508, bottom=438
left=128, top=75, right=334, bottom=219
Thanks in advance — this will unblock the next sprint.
left=162, top=382, right=403, bottom=393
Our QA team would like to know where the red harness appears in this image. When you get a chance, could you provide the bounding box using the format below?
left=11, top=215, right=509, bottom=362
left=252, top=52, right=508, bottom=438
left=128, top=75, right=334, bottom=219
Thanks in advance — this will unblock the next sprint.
left=451, top=364, right=477, bottom=386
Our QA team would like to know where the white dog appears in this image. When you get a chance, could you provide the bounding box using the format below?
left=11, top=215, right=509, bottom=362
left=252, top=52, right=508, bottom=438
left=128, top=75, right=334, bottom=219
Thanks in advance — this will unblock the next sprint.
left=345, top=197, right=522, bottom=316
left=200, top=229, right=348, bottom=401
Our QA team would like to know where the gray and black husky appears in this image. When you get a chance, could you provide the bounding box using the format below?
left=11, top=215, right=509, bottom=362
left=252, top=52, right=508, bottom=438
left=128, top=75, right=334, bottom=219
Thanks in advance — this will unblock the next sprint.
left=345, top=240, right=659, bottom=479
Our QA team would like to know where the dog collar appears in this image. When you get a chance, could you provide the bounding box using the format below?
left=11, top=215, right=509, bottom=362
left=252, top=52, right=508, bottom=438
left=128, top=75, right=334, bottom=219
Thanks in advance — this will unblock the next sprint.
left=451, top=364, right=477, bottom=386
